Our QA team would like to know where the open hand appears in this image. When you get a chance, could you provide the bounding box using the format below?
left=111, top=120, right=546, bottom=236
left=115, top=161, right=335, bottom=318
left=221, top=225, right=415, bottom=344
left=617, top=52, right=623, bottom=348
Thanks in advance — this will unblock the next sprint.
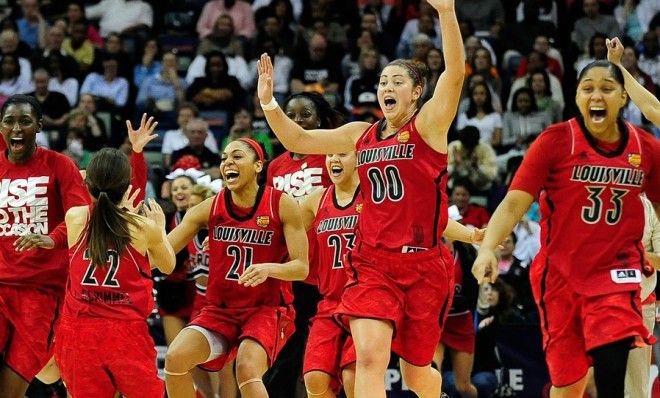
left=14, top=234, right=54, bottom=251
left=126, top=113, right=158, bottom=153
left=120, top=184, right=143, bottom=213
left=143, top=199, right=166, bottom=230
left=257, top=53, right=274, bottom=105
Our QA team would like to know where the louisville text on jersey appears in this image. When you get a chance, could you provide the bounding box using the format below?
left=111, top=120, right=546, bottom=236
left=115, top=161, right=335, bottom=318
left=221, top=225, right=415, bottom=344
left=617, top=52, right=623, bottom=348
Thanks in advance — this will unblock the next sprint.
left=0, top=177, right=50, bottom=236
left=357, top=144, right=415, bottom=166
left=570, top=165, right=644, bottom=187
left=316, top=215, right=359, bottom=234
left=213, top=226, right=274, bottom=245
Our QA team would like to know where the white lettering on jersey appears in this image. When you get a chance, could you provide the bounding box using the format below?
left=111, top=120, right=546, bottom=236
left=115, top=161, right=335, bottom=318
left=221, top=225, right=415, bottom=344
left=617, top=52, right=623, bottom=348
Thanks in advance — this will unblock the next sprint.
left=272, top=167, right=323, bottom=199
left=0, top=177, right=50, bottom=236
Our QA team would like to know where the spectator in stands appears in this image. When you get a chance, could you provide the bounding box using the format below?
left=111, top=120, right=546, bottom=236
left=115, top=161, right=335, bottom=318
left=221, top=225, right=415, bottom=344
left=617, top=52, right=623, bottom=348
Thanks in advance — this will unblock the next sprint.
left=503, top=0, right=557, bottom=59
left=170, top=118, right=221, bottom=179
left=16, top=0, right=47, bottom=50
left=451, top=180, right=490, bottom=228
left=80, top=54, right=129, bottom=112
left=511, top=216, right=541, bottom=268
left=45, top=53, right=79, bottom=107
left=0, top=29, right=32, bottom=87
left=619, top=43, right=655, bottom=127
left=61, top=127, right=92, bottom=168
left=93, top=33, right=133, bottom=80
left=575, top=32, right=608, bottom=77
left=247, top=39, right=293, bottom=104
left=161, top=102, right=219, bottom=168
left=34, top=25, right=79, bottom=80
left=290, top=33, right=341, bottom=96
left=344, top=46, right=382, bottom=120
left=508, top=51, right=565, bottom=114
left=637, top=30, right=660, bottom=86
left=221, top=107, right=274, bottom=159
left=350, top=9, right=395, bottom=60
left=65, top=1, right=103, bottom=48
left=0, top=53, right=31, bottom=97
left=341, top=29, right=389, bottom=79
left=196, top=0, right=256, bottom=40
left=196, top=14, right=245, bottom=58
left=85, top=0, right=154, bottom=39
left=571, top=0, right=620, bottom=53
left=528, top=69, right=563, bottom=123
left=515, top=34, right=563, bottom=81
left=424, top=47, right=444, bottom=100
left=458, top=72, right=502, bottom=115
left=62, top=21, right=96, bottom=74
left=29, top=68, right=70, bottom=135
left=133, top=37, right=161, bottom=88
left=496, top=232, right=536, bottom=316
left=466, top=46, right=502, bottom=98
left=397, top=4, right=442, bottom=58
left=613, top=0, right=644, bottom=42
left=74, top=93, right=107, bottom=144
left=65, top=107, right=108, bottom=152
left=136, top=52, right=187, bottom=129
left=447, top=126, right=498, bottom=194
left=501, top=87, right=551, bottom=153
left=457, top=81, right=502, bottom=147
left=456, top=0, right=505, bottom=37
left=186, top=50, right=245, bottom=115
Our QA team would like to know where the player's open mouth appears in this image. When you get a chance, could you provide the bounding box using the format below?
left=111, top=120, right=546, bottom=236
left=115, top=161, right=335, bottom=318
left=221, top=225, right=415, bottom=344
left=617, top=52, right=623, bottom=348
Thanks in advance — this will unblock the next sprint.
left=589, top=107, right=607, bottom=123
left=224, top=170, right=239, bottom=183
left=9, top=136, right=25, bottom=152
left=330, top=165, right=343, bottom=177
left=383, top=97, right=396, bottom=111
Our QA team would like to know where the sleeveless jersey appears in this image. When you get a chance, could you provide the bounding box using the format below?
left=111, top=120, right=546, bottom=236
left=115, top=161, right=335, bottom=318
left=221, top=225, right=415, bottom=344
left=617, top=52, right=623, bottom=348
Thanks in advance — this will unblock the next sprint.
left=188, top=228, right=209, bottom=295
left=355, top=115, right=449, bottom=251
left=511, top=117, right=660, bottom=296
left=312, top=185, right=362, bottom=300
left=207, top=186, right=291, bottom=308
left=63, top=229, right=154, bottom=320
left=267, top=152, right=331, bottom=200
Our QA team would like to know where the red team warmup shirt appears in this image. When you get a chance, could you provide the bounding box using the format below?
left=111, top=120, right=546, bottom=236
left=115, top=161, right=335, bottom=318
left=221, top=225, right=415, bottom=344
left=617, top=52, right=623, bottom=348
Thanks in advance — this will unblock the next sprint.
left=312, top=185, right=361, bottom=301
left=207, top=186, right=292, bottom=308
left=267, top=152, right=331, bottom=201
left=0, top=147, right=90, bottom=293
left=355, top=115, right=449, bottom=251
left=64, top=229, right=154, bottom=320
left=511, top=118, right=660, bottom=296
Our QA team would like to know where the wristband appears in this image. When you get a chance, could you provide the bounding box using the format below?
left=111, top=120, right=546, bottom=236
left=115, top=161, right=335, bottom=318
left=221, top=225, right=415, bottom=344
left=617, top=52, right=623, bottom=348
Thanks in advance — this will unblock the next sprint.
left=260, top=97, right=278, bottom=111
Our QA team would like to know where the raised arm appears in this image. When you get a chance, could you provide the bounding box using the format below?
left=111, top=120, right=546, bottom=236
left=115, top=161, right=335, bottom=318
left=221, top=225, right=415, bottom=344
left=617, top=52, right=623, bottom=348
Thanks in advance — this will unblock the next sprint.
left=143, top=199, right=176, bottom=273
left=415, top=0, right=465, bottom=150
left=607, top=37, right=660, bottom=126
left=167, top=197, right=213, bottom=254
left=256, top=53, right=368, bottom=154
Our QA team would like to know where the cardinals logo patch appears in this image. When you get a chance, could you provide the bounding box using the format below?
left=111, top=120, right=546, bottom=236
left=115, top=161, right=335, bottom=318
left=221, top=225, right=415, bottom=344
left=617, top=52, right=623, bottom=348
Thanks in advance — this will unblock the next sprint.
left=256, top=216, right=270, bottom=228
left=355, top=203, right=363, bottom=213
left=397, top=131, right=410, bottom=143
left=627, top=153, right=641, bottom=167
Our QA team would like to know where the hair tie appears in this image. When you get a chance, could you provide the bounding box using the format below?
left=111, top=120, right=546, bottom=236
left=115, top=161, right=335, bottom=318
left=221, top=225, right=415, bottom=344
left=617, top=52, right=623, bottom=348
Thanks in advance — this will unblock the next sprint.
left=238, top=138, right=265, bottom=164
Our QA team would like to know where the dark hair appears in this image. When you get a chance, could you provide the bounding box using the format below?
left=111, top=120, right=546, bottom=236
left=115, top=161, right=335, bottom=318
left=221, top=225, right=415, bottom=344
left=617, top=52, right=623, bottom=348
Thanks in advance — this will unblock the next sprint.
left=458, top=125, right=481, bottom=149
left=452, top=178, right=474, bottom=195
left=171, top=175, right=196, bottom=188
left=466, top=81, right=495, bottom=118
left=0, top=53, right=21, bottom=80
left=577, top=60, right=625, bottom=86
left=178, top=101, right=200, bottom=117
left=527, top=69, right=552, bottom=96
left=1, top=94, right=43, bottom=120
left=137, top=36, right=162, bottom=61
left=490, top=278, right=518, bottom=321
left=587, top=32, right=607, bottom=58
left=508, top=231, right=518, bottom=245
left=284, top=91, right=345, bottom=129
left=84, top=148, right=138, bottom=267
left=510, top=87, right=538, bottom=113
left=386, top=59, right=429, bottom=90
left=204, top=50, right=228, bottom=77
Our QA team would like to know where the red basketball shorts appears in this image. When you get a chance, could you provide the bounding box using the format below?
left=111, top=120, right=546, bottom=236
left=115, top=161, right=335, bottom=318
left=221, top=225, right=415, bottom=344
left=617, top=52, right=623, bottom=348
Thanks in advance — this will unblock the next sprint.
left=190, top=304, right=295, bottom=372
left=441, top=312, right=475, bottom=354
left=531, top=260, right=653, bottom=387
left=335, top=244, right=453, bottom=366
left=0, top=285, right=60, bottom=381
left=55, top=317, right=163, bottom=398
left=304, top=299, right=356, bottom=395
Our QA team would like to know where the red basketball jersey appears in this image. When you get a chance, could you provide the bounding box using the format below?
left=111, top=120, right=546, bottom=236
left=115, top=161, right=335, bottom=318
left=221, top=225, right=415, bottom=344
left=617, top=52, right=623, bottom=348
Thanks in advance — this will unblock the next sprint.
left=267, top=152, right=331, bottom=200
left=355, top=115, right=449, bottom=251
left=312, top=185, right=362, bottom=300
left=63, top=230, right=154, bottom=320
left=511, top=118, right=660, bottom=296
left=207, top=186, right=292, bottom=308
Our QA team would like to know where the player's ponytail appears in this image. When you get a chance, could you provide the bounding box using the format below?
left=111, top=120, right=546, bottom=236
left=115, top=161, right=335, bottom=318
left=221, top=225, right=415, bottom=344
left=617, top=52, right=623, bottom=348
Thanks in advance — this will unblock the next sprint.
left=85, top=148, right=139, bottom=267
